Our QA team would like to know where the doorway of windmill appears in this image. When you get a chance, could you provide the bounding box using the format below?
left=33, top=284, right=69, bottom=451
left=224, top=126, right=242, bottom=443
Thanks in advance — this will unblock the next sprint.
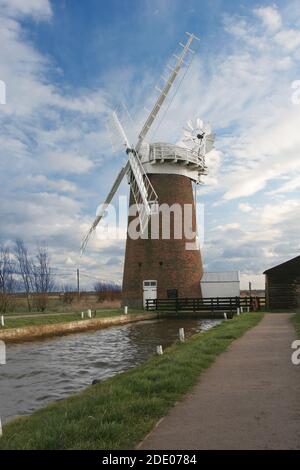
left=143, top=280, right=157, bottom=308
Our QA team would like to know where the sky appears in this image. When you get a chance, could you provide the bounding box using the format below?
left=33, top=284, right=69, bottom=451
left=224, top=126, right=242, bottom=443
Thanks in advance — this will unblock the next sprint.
left=0, top=0, right=300, bottom=290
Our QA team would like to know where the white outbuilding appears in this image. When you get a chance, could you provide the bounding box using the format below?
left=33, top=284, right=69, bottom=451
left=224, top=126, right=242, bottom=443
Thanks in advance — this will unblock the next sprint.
left=200, top=271, right=240, bottom=298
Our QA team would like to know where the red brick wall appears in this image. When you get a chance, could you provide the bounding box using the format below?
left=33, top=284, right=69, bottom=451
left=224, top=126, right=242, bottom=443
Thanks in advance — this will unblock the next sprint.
left=122, top=174, right=203, bottom=308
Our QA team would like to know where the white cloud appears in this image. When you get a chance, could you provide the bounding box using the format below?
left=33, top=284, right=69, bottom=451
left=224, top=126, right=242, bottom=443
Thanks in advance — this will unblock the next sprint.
left=201, top=149, right=222, bottom=190
left=268, top=175, right=300, bottom=195
left=0, top=0, right=52, bottom=20
left=15, top=175, right=78, bottom=193
left=254, top=6, right=282, bottom=31
left=46, top=152, right=94, bottom=175
left=240, top=273, right=265, bottom=290
left=221, top=104, right=300, bottom=200
left=238, top=203, right=252, bottom=213
left=215, top=223, right=240, bottom=232
left=259, top=199, right=299, bottom=226
left=275, top=28, right=300, bottom=50
left=223, top=171, right=275, bottom=200
left=205, top=196, right=300, bottom=288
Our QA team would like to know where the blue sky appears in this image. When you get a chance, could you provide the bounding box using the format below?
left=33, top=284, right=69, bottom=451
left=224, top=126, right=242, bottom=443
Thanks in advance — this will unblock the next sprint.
left=0, top=0, right=300, bottom=289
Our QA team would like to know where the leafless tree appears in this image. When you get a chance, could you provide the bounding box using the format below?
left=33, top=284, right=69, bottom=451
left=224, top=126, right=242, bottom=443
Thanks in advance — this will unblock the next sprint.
left=32, top=244, right=55, bottom=311
left=15, top=240, right=55, bottom=312
left=0, top=246, right=16, bottom=313
left=14, top=239, right=34, bottom=311
left=94, top=281, right=121, bottom=302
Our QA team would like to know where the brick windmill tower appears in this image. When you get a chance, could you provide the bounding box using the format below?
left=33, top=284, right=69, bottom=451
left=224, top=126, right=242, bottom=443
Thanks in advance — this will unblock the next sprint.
left=82, top=33, right=214, bottom=308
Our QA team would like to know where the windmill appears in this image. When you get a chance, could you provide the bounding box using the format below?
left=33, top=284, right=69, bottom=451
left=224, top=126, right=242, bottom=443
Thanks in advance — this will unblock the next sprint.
left=82, top=33, right=215, bottom=308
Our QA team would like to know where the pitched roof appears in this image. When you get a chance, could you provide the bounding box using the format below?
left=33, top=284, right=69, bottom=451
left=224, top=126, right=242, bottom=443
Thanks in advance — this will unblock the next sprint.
left=201, top=271, right=240, bottom=283
left=263, top=255, right=300, bottom=274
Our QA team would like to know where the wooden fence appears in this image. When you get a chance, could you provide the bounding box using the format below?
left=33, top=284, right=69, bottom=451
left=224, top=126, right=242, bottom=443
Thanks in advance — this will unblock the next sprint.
left=145, top=296, right=266, bottom=314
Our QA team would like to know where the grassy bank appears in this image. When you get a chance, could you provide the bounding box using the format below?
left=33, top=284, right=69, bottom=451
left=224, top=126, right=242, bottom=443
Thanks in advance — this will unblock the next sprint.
left=0, top=312, right=263, bottom=450
left=291, top=310, right=300, bottom=337
left=1, top=309, right=145, bottom=330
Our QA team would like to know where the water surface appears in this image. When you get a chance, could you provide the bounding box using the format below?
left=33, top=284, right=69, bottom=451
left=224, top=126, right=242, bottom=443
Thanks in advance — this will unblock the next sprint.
left=0, top=318, right=220, bottom=423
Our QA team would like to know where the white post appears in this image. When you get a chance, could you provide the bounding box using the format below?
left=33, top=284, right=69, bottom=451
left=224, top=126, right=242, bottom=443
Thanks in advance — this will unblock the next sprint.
left=81, top=312, right=84, bottom=319
left=237, top=308, right=240, bottom=316
left=124, top=306, right=128, bottom=315
left=87, top=309, right=92, bottom=319
left=224, top=312, right=228, bottom=320
left=241, top=306, right=244, bottom=314
left=179, top=328, right=185, bottom=342
left=156, top=345, right=163, bottom=355
left=247, top=306, right=250, bottom=313
left=0, top=315, right=4, bottom=327
left=0, top=341, right=5, bottom=366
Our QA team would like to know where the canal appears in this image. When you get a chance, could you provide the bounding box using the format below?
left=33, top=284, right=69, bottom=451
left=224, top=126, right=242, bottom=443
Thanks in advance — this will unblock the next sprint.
left=0, top=317, right=221, bottom=423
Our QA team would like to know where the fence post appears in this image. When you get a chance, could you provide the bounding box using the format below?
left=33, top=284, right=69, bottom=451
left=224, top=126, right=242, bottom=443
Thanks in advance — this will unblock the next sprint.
left=179, top=328, right=185, bottom=342
left=257, top=297, right=261, bottom=311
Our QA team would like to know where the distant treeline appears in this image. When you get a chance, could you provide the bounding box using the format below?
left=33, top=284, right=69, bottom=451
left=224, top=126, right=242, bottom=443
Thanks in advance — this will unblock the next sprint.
left=0, top=240, right=121, bottom=313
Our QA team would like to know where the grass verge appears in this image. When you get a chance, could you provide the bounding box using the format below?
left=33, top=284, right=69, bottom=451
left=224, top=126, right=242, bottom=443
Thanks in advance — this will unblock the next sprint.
left=0, top=312, right=263, bottom=450
left=1, top=309, right=145, bottom=330
left=290, top=310, right=300, bottom=337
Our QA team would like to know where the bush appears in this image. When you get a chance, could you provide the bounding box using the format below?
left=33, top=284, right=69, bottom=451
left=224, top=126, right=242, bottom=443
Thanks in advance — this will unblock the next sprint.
left=0, top=293, right=15, bottom=313
left=62, top=291, right=76, bottom=305
left=95, top=289, right=121, bottom=303
left=32, top=294, right=48, bottom=312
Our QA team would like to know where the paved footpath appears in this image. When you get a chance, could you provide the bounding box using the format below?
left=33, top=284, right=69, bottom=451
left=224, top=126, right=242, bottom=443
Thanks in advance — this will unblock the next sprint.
left=139, top=314, right=300, bottom=450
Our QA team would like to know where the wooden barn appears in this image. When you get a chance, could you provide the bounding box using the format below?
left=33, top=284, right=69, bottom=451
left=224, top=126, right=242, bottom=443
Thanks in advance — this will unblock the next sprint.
left=264, top=256, right=300, bottom=309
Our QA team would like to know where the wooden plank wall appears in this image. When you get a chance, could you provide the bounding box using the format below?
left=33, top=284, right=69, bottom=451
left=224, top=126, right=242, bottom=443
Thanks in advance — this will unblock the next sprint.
left=266, top=274, right=300, bottom=309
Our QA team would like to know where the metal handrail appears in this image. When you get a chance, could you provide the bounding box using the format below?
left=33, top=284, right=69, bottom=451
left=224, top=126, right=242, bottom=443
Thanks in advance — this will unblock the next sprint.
left=149, top=143, right=207, bottom=171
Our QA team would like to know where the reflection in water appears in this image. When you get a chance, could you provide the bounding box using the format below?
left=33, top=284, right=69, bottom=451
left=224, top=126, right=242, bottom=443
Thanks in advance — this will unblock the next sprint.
left=0, top=318, right=220, bottom=423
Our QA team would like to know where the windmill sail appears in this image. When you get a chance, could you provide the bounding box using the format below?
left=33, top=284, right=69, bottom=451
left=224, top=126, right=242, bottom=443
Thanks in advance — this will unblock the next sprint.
left=136, top=32, right=199, bottom=152
left=107, top=110, right=158, bottom=232
left=127, top=151, right=158, bottom=232
left=80, top=164, right=129, bottom=254
left=81, top=33, right=200, bottom=253
left=106, top=110, right=131, bottom=153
